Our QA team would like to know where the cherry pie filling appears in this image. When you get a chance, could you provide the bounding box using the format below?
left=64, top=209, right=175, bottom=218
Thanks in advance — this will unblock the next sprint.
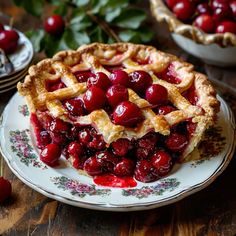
left=32, top=64, right=199, bottom=186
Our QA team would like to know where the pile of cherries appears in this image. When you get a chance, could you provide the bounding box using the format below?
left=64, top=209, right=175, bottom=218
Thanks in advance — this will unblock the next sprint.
left=165, top=0, right=236, bottom=34
left=0, top=23, right=19, bottom=54
left=36, top=68, right=196, bottom=183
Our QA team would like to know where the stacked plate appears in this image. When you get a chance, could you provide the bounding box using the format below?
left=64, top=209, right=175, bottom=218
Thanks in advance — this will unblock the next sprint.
left=0, top=26, right=34, bottom=94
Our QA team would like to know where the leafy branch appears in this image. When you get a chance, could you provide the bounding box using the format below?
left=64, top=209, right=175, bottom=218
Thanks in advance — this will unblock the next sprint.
left=13, top=0, right=154, bottom=57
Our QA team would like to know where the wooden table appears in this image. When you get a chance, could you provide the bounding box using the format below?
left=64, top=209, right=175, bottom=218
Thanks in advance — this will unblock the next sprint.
left=0, top=1, right=236, bottom=235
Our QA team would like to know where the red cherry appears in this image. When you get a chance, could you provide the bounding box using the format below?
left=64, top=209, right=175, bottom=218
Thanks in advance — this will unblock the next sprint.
left=95, top=151, right=118, bottom=172
left=44, top=15, right=65, bottom=35
left=68, top=141, right=84, bottom=157
left=83, top=86, right=107, bottom=112
left=215, top=21, right=236, bottom=34
left=106, top=84, right=129, bottom=108
left=172, top=0, right=195, bottom=22
left=135, top=148, right=150, bottom=160
left=39, top=114, right=53, bottom=130
left=111, top=138, right=133, bottom=156
left=109, top=69, right=131, bottom=87
left=134, top=160, right=157, bottom=183
left=74, top=71, right=95, bottom=83
left=0, top=23, right=4, bottom=31
left=64, top=98, right=85, bottom=116
left=67, top=126, right=80, bottom=140
left=196, top=3, right=212, bottom=15
left=156, top=63, right=181, bottom=84
left=79, top=128, right=92, bottom=145
left=135, top=132, right=158, bottom=159
left=84, top=156, right=103, bottom=176
left=113, top=158, right=135, bottom=176
left=230, top=1, right=236, bottom=17
left=165, top=0, right=178, bottom=9
left=0, top=177, right=12, bottom=203
left=165, top=133, right=188, bottom=152
left=39, top=130, right=51, bottom=148
left=145, top=84, right=168, bottom=105
left=50, top=132, right=67, bottom=145
left=157, top=105, right=176, bottom=115
left=129, top=70, right=152, bottom=93
left=151, top=150, right=172, bottom=176
left=46, top=79, right=66, bottom=92
left=40, top=143, right=61, bottom=166
left=66, top=141, right=86, bottom=169
left=8, top=29, right=19, bottom=41
left=193, top=14, right=215, bottom=33
left=211, top=0, right=230, bottom=10
left=112, top=101, right=143, bottom=127
left=87, top=72, right=111, bottom=90
left=49, top=118, right=69, bottom=133
left=0, top=30, right=18, bottom=54
left=212, top=5, right=233, bottom=24
left=88, top=131, right=106, bottom=151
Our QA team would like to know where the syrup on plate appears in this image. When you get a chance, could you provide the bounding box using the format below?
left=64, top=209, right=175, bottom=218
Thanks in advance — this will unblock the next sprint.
left=93, top=173, right=137, bottom=188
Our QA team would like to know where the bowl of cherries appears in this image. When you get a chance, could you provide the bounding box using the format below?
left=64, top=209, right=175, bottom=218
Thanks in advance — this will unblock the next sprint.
left=151, top=0, right=236, bottom=66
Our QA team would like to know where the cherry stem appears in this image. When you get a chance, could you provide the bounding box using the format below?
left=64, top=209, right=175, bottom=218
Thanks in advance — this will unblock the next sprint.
left=86, top=11, right=121, bottom=43
left=9, top=17, right=14, bottom=29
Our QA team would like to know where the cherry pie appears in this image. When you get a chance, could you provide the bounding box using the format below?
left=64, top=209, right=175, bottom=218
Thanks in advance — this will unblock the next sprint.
left=17, top=43, right=220, bottom=184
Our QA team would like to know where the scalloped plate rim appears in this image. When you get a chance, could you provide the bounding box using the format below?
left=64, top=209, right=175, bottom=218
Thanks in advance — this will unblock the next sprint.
left=0, top=93, right=235, bottom=211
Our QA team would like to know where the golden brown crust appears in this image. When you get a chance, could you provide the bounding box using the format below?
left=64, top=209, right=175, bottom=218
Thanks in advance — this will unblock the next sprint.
left=17, top=42, right=220, bottom=161
left=150, top=0, right=236, bottom=47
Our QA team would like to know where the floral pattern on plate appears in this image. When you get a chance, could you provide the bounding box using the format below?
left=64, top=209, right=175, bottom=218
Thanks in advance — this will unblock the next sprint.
left=18, top=104, right=29, bottom=117
left=9, top=129, right=46, bottom=169
left=122, top=178, right=180, bottom=199
left=51, top=176, right=111, bottom=197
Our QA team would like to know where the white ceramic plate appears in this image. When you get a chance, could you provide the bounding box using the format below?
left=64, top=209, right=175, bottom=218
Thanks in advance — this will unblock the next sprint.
left=0, top=84, right=18, bottom=94
left=0, top=71, right=27, bottom=89
left=0, top=26, right=33, bottom=78
left=0, top=93, right=235, bottom=211
left=0, top=65, right=30, bottom=84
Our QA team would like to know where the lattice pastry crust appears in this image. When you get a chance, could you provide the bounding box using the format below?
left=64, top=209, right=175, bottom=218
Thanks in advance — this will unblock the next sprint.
left=17, top=43, right=220, bottom=161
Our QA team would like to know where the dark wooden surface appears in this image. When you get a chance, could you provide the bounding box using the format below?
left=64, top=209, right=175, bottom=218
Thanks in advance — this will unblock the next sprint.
left=0, top=1, right=236, bottom=236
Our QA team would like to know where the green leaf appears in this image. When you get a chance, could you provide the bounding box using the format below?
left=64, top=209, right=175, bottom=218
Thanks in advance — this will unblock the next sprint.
left=69, top=12, right=92, bottom=31
left=118, top=27, right=154, bottom=44
left=20, top=0, right=44, bottom=17
left=91, top=0, right=109, bottom=14
left=43, top=34, right=69, bottom=57
left=47, top=0, right=64, bottom=5
left=139, top=27, right=154, bottom=43
left=101, top=0, right=128, bottom=22
left=113, top=9, right=146, bottom=29
left=53, top=3, right=68, bottom=16
left=64, top=28, right=90, bottom=49
left=72, top=0, right=90, bottom=7
left=105, top=8, right=122, bottom=22
left=70, top=11, right=86, bottom=23
left=26, top=29, right=45, bottom=52
left=12, top=0, right=23, bottom=6
left=89, top=26, right=107, bottom=43
left=118, top=30, right=140, bottom=43
left=107, top=37, right=116, bottom=44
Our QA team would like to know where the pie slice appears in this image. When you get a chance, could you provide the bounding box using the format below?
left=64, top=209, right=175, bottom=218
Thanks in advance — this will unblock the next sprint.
left=17, top=43, right=220, bottom=183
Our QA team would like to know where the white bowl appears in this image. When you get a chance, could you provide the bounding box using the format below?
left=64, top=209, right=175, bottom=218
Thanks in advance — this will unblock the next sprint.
left=171, top=33, right=236, bottom=67
left=150, top=0, right=236, bottom=67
